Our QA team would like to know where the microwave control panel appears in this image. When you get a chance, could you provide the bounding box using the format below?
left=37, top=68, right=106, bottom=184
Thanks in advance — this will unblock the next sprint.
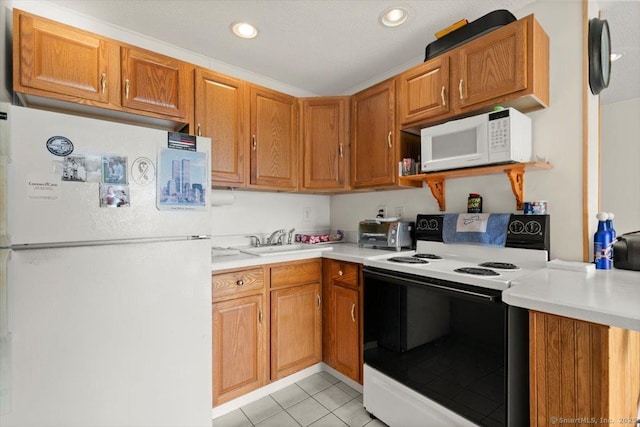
left=488, top=109, right=511, bottom=154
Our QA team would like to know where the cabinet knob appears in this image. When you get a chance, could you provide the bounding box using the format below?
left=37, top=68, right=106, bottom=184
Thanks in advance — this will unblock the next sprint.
left=252, top=135, right=257, bottom=151
left=236, top=279, right=244, bottom=286
left=259, top=309, right=263, bottom=324
left=387, top=131, right=392, bottom=148
left=351, top=303, right=356, bottom=322
left=317, top=294, right=321, bottom=310
left=197, top=124, right=202, bottom=137
left=458, top=79, right=464, bottom=100
left=339, top=143, right=344, bottom=158
left=100, top=73, right=107, bottom=94
left=338, top=270, right=344, bottom=276
left=440, top=85, right=446, bottom=106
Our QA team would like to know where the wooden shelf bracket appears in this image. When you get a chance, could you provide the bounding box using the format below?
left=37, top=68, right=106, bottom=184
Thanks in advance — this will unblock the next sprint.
left=398, top=162, right=552, bottom=212
left=505, top=167, right=525, bottom=210
left=425, top=177, right=446, bottom=211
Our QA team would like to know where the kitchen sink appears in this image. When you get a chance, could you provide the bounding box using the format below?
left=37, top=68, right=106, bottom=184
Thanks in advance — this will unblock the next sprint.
left=238, top=244, right=306, bottom=256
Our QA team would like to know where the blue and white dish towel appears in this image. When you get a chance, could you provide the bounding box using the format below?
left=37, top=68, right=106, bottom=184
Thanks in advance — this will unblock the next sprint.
left=442, top=213, right=511, bottom=246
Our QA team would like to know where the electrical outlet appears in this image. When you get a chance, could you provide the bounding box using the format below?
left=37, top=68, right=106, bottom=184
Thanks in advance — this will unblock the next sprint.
left=303, top=207, right=313, bottom=222
left=395, top=206, right=405, bottom=218
left=377, top=205, right=387, bottom=217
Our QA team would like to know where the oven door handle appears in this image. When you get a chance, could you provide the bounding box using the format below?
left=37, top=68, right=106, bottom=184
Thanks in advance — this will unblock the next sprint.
left=363, top=269, right=500, bottom=302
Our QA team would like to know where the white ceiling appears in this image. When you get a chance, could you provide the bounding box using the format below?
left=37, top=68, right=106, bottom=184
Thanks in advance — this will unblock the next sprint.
left=43, top=0, right=639, bottom=104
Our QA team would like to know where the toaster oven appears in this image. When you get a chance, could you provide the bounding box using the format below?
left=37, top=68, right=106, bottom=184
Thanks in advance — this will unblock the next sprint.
left=358, top=220, right=414, bottom=251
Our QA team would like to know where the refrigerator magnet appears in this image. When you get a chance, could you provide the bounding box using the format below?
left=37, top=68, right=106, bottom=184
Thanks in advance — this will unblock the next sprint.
left=99, top=184, right=130, bottom=208
left=46, top=136, right=74, bottom=156
left=157, top=149, right=207, bottom=210
left=131, top=157, right=155, bottom=186
left=61, top=155, right=87, bottom=182
left=102, top=155, right=128, bottom=185
left=167, top=132, right=196, bottom=151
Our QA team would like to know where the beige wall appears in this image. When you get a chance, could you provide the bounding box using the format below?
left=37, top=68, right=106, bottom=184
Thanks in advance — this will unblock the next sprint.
left=601, top=97, right=640, bottom=235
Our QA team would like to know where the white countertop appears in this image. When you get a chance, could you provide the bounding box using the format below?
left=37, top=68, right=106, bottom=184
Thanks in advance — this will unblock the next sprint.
left=504, top=267, right=640, bottom=331
left=213, top=245, right=640, bottom=332
left=211, top=243, right=410, bottom=271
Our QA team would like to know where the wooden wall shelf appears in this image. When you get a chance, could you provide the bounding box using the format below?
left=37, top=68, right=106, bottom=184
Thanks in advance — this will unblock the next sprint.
left=399, top=161, right=552, bottom=211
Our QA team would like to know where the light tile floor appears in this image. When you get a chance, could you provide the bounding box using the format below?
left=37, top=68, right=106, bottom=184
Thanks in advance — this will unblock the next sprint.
left=212, top=372, right=388, bottom=427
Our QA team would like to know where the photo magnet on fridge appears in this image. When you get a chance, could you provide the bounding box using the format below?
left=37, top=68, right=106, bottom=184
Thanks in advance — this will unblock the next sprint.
left=157, top=149, right=207, bottom=210
left=61, top=155, right=87, bottom=182
left=99, top=184, right=130, bottom=208
left=102, top=155, right=128, bottom=185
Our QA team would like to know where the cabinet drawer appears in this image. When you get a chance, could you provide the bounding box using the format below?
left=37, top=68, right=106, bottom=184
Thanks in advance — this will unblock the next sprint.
left=329, top=261, right=359, bottom=288
left=212, top=268, right=264, bottom=300
left=270, top=259, right=321, bottom=288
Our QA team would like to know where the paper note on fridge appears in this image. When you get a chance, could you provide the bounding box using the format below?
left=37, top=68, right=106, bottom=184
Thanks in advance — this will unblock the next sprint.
left=26, top=174, right=61, bottom=201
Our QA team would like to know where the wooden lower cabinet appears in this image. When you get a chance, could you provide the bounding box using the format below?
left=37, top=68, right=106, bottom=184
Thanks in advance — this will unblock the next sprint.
left=270, top=282, right=322, bottom=380
left=322, top=259, right=362, bottom=383
left=270, top=259, right=322, bottom=381
left=212, top=294, right=267, bottom=406
left=529, top=311, right=640, bottom=427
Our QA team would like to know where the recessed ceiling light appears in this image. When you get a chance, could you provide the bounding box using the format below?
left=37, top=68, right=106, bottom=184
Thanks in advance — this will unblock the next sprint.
left=380, top=7, right=408, bottom=27
left=610, top=52, right=623, bottom=62
left=231, top=22, right=258, bottom=39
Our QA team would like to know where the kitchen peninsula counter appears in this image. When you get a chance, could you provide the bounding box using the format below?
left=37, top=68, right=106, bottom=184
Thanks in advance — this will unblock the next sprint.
left=211, top=243, right=409, bottom=272
left=504, top=267, right=640, bottom=331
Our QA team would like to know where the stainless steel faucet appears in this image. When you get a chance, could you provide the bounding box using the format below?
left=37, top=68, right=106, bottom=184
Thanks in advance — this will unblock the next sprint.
left=246, top=235, right=262, bottom=247
left=287, top=228, right=296, bottom=245
left=266, top=229, right=285, bottom=245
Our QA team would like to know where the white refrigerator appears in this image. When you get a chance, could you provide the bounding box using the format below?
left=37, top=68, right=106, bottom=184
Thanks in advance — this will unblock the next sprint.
left=0, top=104, right=213, bottom=427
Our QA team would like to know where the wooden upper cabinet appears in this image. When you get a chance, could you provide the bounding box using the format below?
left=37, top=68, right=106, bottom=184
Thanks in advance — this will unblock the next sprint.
left=13, top=10, right=117, bottom=105
left=456, top=14, right=549, bottom=113
left=250, top=86, right=298, bottom=190
left=120, top=46, right=192, bottom=119
left=195, top=69, right=247, bottom=187
left=398, top=55, right=450, bottom=126
left=351, top=79, right=397, bottom=189
left=300, top=97, right=349, bottom=191
left=456, top=19, right=527, bottom=110
left=397, top=15, right=548, bottom=130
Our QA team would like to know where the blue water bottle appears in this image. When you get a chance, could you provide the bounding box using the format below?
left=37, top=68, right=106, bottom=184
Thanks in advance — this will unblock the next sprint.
left=594, top=212, right=612, bottom=269
left=606, top=212, right=616, bottom=262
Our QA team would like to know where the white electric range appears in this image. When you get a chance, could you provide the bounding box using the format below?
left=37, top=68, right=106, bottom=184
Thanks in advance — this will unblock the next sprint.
left=362, top=214, right=550, bottom=427
left=364, top=240, right=548, bottom=291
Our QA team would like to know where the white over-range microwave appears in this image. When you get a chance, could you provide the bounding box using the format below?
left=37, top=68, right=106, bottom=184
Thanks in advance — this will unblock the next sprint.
left=421, top=107, right=532, bottom=172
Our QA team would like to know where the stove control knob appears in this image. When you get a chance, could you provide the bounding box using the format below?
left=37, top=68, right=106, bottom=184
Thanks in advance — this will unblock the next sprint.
left=390, top=238, right=396, bottom=244
left=391, top=229, right=396, bottom=235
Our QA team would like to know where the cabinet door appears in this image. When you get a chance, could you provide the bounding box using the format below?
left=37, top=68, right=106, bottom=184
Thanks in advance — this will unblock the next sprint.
left=195, top=69, right=247, bottom=186
left=456, top=19, right=527, bottom=110
left=529, top=311, right=640, bottom=426
left=212, top=294, right=266, bottom=406
left=270, top=283, right=322, bottom=380
left=398, top=55, right=450, bottom=125
left=331, top=284, right=360, bottom=382
left=351, top=79, right=397, bottom=188
left=121, top=46, right=191, bottom=118
left=14, top=11, right=114, bottom=104
left=250, top=86, right=298, bottom=189
left=300, top=97, right=348, bottom=190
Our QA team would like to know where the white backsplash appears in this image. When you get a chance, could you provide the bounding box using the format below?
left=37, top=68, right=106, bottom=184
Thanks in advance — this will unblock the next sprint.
left=210, top=190, right=331, bottom=248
